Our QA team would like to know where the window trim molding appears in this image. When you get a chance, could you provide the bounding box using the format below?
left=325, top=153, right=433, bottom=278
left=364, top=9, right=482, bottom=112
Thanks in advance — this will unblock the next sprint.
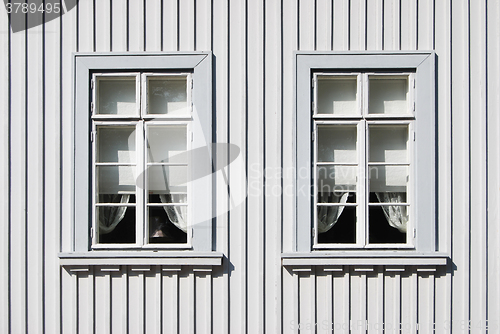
left=294, top=51, right=437, bottom=254
left=70, top=52, right=213, bottom=253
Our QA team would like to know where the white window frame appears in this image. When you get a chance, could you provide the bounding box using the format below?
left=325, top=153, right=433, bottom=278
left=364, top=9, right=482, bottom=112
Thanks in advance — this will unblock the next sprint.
left=295, top=52, right=437, bottom=254
left=312, top=73, right=415, bottom=249
left=72, top=53, right=213, bottom=253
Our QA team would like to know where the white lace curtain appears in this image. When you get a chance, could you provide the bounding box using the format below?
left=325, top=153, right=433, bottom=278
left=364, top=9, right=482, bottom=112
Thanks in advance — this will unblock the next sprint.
left=317, top=192, right=349, bottom=233
left=159, top=194, right=187, bottom=232
left=375, top=192, right=408, bottom=233
left=318, top=191, right=408, bottom=233
left=98, top=194, right=130, bottom=234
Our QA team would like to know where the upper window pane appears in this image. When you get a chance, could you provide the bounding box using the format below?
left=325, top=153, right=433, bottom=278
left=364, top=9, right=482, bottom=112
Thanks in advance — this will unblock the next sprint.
left=369, top=125, right=409, bottom=163
left=147, top=125, right=188, bottom=163
left=146, top=76, right=189, bottom=116
left=368, top=76, right=409, bottom=115
left=317, top=76, right=358, bottom=115
left=96, top=76, right=138, bottom=116
left=97, top=126, right=136, bottom=163
left=317, top=125, right=357, bottom=163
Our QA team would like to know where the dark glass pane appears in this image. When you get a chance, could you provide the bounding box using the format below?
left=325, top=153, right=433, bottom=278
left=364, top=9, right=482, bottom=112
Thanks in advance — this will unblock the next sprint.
left=368, top=194, right=407, bottom=244
left=97, top=206, right=136, bottom=244
left=317, top=206, right=356, bottom=244
left=148, top=206, right=187, bottom=244
left=317, top=191, right=356, bottom=204
left=98, top=194, right=136, bottom=204
left=148, top=193, right=187, bottom=204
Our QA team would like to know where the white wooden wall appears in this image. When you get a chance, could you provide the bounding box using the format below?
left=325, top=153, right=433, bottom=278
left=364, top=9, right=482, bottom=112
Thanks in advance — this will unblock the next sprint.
left=0, top=0, right=499, bottom=333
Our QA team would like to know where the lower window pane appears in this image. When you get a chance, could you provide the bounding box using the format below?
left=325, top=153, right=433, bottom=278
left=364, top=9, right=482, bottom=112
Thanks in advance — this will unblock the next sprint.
left=97, top=206, right=136, bottom=244
left=368, top=193, right=407, bottom=244
left=317, top=205, right=356, bottom=244
left=148, top=206, right=187, bottom=244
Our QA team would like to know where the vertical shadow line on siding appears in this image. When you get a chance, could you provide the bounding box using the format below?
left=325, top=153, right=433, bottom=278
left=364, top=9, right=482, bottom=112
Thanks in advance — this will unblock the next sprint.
left=41, top=13, right=47, bottom=333
left=347, top=0, right=351, bottom=50
left=6, top=9, right=12, bottom=334
left=193, top=0, right=197, bottom=51
left=143, top=0, right=146, bottom=51
left=364, top=0, right=368, bottom=50
left=23, top=17, right=29, bottom=333
left=466, top=0, right=472, bottom=327
left=484, top=0, right=489, bottom=326
left=244, top=0, right=249, bottom=330
left=92, top=0, right=96, bottom=52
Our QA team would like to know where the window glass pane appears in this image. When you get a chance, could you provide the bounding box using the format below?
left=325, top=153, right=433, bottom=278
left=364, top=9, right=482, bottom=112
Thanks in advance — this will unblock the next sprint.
left=368, top=165, right=408, bottom=193
left=97, top=77, right=137, bottom=115
left=317, top=125, right=357, bottom=163
left=148, top=193, right=187, bottom=204
left=147, top=125, right=187, bottom=163
left=148, top=206, right=187, bottom=244
left=98, top=193, right=136, bottom=204
left=369, top=125, right=408, bottom=163
left=317, top=206, right=356, bottom=243
left=148, top=165, right=188, bottom=194
left=368, top=201, right=407, bottom=244
left=317, top=166, right=357, bottom=193
left=97, top=126, right=136, bottom=163
left=318, top=192, right=356, bottom=204
left=368, top=76, right=409, bottom=114
left=97, top=206, right=136, bottom=244
left=147, top=76, right=189, bottom=115
left=97, top=166, right=136, bottom=194
left=317, top=76, right=358, bottom=115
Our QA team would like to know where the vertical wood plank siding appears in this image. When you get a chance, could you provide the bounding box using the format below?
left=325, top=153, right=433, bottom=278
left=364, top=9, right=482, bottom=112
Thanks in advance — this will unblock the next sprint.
left=0, top=0, right=497, bottom=333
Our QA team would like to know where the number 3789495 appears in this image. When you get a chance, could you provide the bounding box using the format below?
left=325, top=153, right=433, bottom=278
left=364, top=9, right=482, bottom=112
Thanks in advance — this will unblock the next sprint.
left=5, top=2, right=61, bottom=14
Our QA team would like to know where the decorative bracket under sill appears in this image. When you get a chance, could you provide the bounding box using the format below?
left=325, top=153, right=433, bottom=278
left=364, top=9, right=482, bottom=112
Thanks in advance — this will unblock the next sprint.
left=59, top=252, right=224, bottom=274
left=281, top=252, right=449, bottom=267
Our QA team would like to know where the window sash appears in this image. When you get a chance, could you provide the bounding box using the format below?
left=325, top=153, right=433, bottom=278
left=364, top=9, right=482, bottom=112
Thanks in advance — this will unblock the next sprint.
left=91, top=77, right=193, bottom=249
left=312, top=73, right=415, bottom=249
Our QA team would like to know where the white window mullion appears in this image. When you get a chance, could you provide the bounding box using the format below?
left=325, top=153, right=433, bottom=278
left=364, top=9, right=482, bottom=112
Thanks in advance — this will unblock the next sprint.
left=137, top=120, right=145, bottom=246
left=141, top=73, right=147, bottom=118
left=362, top=73, right=369, bottom=117
left=359, top=120, right=367, bottom=248
left=357, top=73, right=363, bottom=115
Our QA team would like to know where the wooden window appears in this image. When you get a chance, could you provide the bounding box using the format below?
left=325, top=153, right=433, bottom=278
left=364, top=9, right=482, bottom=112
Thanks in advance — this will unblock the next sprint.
left=313, top=73, right=414, bottom=248
left=72, top=54, right=212, bottom=252
left=91, top=73, right=192, bottom=248
left=295, top=52, right=437, bottom=253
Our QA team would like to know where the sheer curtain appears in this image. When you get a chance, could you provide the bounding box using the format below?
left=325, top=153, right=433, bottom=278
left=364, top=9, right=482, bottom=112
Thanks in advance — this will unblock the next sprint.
left=317, top=192, right=349, bottom=233
left=98, top=194, right=130, bottom=234
left=375, top=192, right=408, bottom=233
left=159, top=194, right=187, bottom=232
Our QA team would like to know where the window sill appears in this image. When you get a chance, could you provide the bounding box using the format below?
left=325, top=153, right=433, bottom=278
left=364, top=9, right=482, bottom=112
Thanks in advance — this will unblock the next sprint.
left=281, top=252, right=449, bottom=266
left=59, top=251, right=223, bottom=267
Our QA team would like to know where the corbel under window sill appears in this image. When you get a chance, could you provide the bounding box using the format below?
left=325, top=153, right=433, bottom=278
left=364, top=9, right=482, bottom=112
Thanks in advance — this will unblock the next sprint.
left=59, top=251, right=224, bottom=267
left=281, top=252, right=449, bottom=266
